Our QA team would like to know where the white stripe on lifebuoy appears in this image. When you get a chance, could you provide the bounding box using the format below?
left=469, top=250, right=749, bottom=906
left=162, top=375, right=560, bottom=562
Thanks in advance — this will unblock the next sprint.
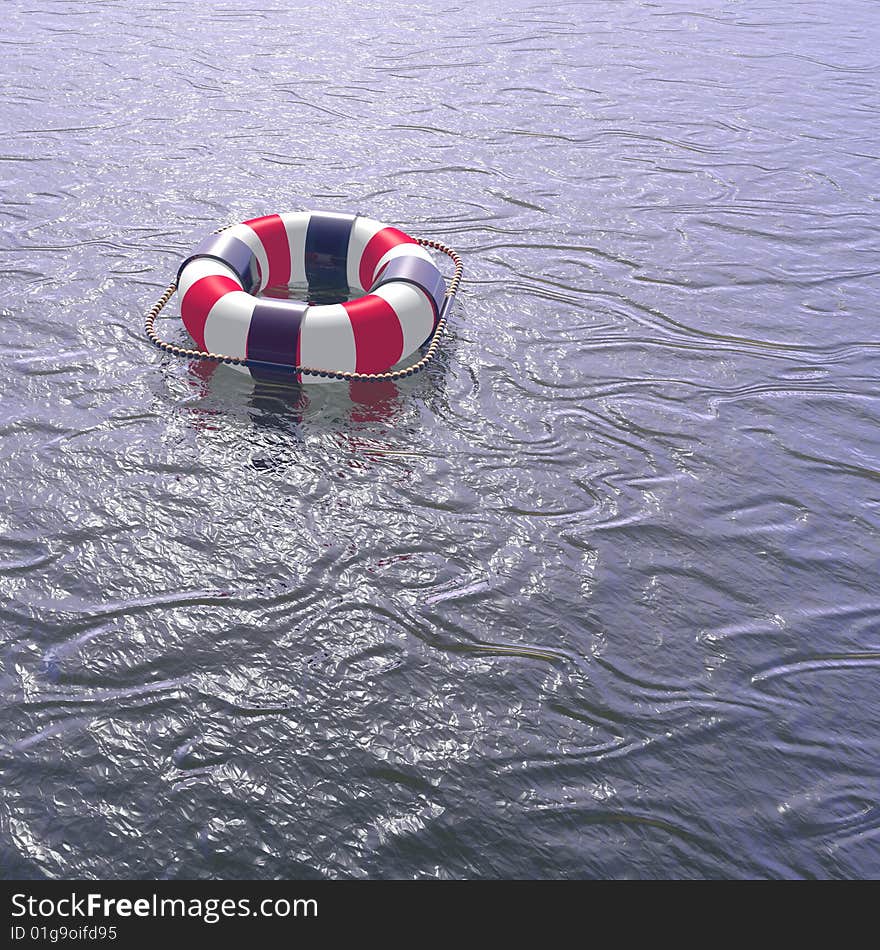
left=203, top=291, right=257, bottom=368
left=347, top=216, right=385, bottom=292
left=178, top=258, right=241, bottom=299
left=370, top=282, right=435, bottom=358
left=299, top=303, right=356, bottom=381
left=280, top=211, right=311, bottom=285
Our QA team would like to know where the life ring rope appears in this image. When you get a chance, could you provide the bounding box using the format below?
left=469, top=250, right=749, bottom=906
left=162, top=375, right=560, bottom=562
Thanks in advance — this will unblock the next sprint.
left=144, top=234, right=463, bottom=382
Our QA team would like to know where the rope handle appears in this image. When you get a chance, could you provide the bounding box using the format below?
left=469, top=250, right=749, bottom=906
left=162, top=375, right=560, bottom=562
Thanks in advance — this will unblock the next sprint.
left=144, top=236, right=463, bottom=382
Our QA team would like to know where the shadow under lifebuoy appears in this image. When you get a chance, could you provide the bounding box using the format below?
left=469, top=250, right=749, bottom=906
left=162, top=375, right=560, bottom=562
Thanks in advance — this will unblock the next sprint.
left=181, top=358, right=424, bottom=461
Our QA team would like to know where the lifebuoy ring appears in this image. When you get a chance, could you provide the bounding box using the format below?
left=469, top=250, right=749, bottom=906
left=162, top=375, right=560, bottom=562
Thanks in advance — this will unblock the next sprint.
left=176, top=212, right=447, bottom=381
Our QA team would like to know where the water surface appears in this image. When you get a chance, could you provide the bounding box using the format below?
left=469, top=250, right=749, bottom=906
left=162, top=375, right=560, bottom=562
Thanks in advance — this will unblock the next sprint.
left=2, top=0, right=879, bottom=878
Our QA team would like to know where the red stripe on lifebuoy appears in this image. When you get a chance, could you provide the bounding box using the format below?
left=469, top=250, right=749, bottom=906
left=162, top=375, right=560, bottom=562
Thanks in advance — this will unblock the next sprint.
left=343, top=295, right=404, bottom=374
left=180, top=275, right=240, bottom=350
left=358, top=227, right=416, bottom=292
left=244, top=214, right=291, bottom=289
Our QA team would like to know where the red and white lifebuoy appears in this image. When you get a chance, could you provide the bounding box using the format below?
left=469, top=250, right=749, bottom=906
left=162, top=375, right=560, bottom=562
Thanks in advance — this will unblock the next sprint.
left=176, top=212, right=447, bottom=381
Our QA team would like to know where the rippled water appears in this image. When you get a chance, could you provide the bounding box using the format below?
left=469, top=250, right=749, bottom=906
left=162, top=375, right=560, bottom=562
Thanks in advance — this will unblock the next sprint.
left=2, top=0, right=879, bottom=879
